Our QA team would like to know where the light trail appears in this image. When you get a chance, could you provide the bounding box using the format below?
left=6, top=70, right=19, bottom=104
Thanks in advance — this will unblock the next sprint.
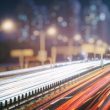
left=56, top=67, right=110, bottom=110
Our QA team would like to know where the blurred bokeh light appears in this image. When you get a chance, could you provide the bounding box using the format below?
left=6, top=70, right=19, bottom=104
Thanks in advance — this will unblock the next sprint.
left=1, top=19, right=16, bottom=33
left=0, top=0, right=110, bottom=71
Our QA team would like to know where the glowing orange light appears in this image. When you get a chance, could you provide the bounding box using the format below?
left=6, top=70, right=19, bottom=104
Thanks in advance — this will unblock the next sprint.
left=47, top=26, right=57, bottom=37
left=1, top=19, right=16, bottom=32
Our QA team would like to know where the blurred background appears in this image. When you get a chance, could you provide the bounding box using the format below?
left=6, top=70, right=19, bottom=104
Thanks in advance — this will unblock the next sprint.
left=0, top=0, right=110, bottom=71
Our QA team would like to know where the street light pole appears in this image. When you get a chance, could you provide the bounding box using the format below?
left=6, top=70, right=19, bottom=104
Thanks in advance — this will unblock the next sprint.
left=40, top=31, right=45, bottom=51
left=47, top=26, right=58, bottom=64
left=94, top=40, right=96, bottom=60
left=38, top=31, right=47, bottom=65
left=73, top=34, right=82, bottom=60
left=101, top=53, right=103, bottom=68
left=36, top=26, right=57, bottom=65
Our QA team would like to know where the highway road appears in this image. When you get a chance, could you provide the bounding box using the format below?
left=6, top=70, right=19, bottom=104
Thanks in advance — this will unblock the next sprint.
left=56, top=67, right=110, bottom=110
left=0, top=60, right=110, bottom=106
left=89, top=86, right=110, bottom=110
left=0, top=60, right=83, bottom=77
left=31, top=63, right=110, bottom=110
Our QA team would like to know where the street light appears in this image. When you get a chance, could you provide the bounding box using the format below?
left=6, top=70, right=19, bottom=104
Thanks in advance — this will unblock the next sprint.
left=1, top=19, right=16, bottom=33
left=73, top=34, right=82, bottom=42
left=46, top=26, right=57, bottom=37
left=96, top=39, right=103, bottom=46
left=46, top=26, right=58, bottom=64
left=72, top=34, right=82, bottom=60
left=88, top=38, right=95, bottom=44
left=33, top=30, right=40, bottom=36
left=96, top=40, right=107, bottom=68
left=34, top=26, right=58, bottom=65
left=88, top=37, right=96, bottom=60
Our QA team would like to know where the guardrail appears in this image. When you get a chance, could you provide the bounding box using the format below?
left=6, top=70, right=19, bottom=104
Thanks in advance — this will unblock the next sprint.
left=0, top=65, right=105, bottom=110
left=0, top=60, right=84, bottom=76
left=0, top=60, right=110, bottom=110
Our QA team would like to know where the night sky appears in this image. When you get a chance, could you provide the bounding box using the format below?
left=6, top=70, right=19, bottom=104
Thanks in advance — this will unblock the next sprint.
left=0, top=0, right=110, bottom=18
left=0, top=0, right=110, bottom=63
